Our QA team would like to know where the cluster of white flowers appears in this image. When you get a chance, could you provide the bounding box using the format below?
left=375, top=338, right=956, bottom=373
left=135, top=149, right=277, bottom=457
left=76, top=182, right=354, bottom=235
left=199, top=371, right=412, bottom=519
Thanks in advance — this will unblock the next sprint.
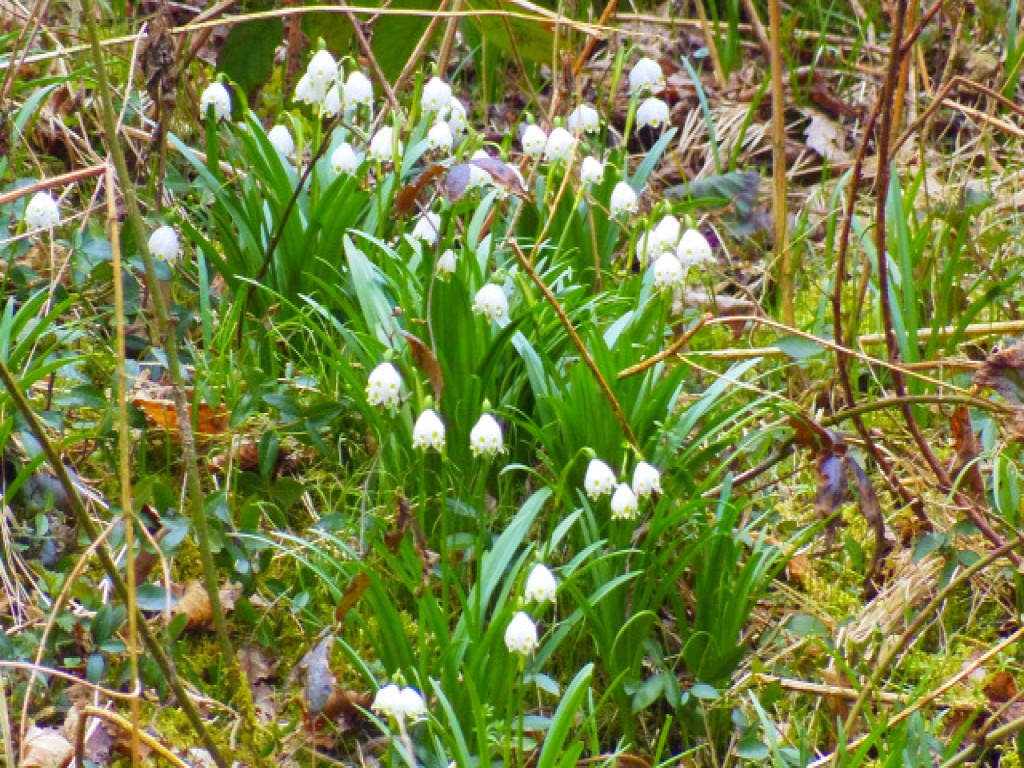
left=23, top=192, right=60, bottom=230
left=520, top=123, right=576, bottom=162
left=372, top=684, right=427, bottom=723
left=583, top=457, right=662, bottom=521
left=649, top=228, right=714, bottom=292
left=293, top=48, right=374, bottom=118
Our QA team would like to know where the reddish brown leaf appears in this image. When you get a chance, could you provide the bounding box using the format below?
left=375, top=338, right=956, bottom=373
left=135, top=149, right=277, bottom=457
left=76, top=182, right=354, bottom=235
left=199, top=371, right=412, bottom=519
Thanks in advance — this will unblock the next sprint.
left=469, top=157, right=529, bottom=199
left=974, top=342, right=1024, bottom=404
left=401, top=331, right=444, bottom=401
left=846, top=456, right=894, bottom=597
left=394, top=163, right=446, bottom=216
left=790, top=415, right=844, bottom=453
left=334, top=572, right=371, bottom=624
left=985, top=671, right=1018, bottom=703
left=951, top=405, right=986, bottom=499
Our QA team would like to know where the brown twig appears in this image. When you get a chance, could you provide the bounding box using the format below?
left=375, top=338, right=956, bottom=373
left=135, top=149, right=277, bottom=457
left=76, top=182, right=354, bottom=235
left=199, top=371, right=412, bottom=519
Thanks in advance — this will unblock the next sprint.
left=338, top=1, right=399, bottom=112
left=0, top=164, right=105, bottom=206
left=572, top=0, right=617, bottom=76
left=392, top=0, right=451, bottom=97
left=617, top=314, right=711, bottom=378
left=767, top=0, right=790, bottom=326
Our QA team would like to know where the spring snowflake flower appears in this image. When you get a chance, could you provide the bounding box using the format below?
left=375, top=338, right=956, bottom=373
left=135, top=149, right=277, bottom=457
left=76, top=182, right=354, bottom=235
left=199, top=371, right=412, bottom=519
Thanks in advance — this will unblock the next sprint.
left=200, top=82, right=231, bottom=121
left=521, top=124, right=547, bottom=157
left=632, top=461, right=662, bottom=498
left=294, top=73, right=325, bottom=106
left=470, top=413, right=503, bottom=457
left=637, top=97, right=670, bottom=130
left=436, top=249, right=457, bottom=277
left=544, top=127, right=575, bottom=162
left=410, top=212, right=442, bottom=246
left=580, top=157, right=605, bottom=186
left=472, top=283, right=509, bottom=322
left=322, top=84, right=342, bottom=117
left=584, top=458, right=616, bottom=500
left=567, top=104, right=600, bottom=133
left=421, top=76, right=452, bottom=112
left=331, top=142, right=359, bottom=174
left=677, top=228, right=714, bottom=268
left=610, top=483, right=639, bottom=520
left=629, top=56, right=665, bottom=94
left=447, top=98, right=468, bottom=136
left=267, top=125, right=295, bottom=157
left=639, top=215, right=682, bottom=261
left=505, top=611, right=539, bottom=655
left=344, top=71, right=374, bottom=109
left=395, top=687, right=428, bottom=721
left=366, top=362, right=403, bottom=408
left=524, top=564, right=557, bottom=604
left=23, top=192, right=60, bottom=230
left=653, top=253, right=685, bottom=291
left=427, top=121, right=454, bottom=152
left=372, top=684, right=402, bottom=718
left=369, top=126, right=403, bottom=162
left=610, top=182, right=638, bottom=216
left=307, top=49, right=338, bottom=89
left=412, top=408, right=446, bottom=452
left=148, top=225, right=180, bottom=264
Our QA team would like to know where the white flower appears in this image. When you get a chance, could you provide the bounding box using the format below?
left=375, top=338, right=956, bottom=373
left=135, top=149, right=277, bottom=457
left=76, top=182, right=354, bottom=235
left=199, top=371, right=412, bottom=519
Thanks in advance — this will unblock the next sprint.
left=331, top=142, right=360, bottom=174
left=505, top=611, right=538, bottom=655
left=393, top=687, right=427, bottom=721
left=447, top=98, right=468, bottom=136
left=322, top=84, right=342, bottom=117
left=610, top=182, right=638, bottom=216
left=148, top=225, right=180, bottom=263
left=436, top=249, right=457, bottom=277
left=567, top=104, right=600, bottom=133
left=638, top=216, right=681, bottom=261
left=200, top=82, right=231, bottom=121
left=267, top=125, right=295, bottom=157
left=421, top=76, right=452, bottom=112
left=584, top=458, right=616, bottom=500
left=23, top=192, right=59, bottom=230
left=524, top=564, right=557, bottom=604
left=637, top=97, right=670, bottom=130
left=412, top=408, right=446, bottom=451
left=470, top=414, right=503, bottom=457
left=580, top=157, right=605, bottom=186
left=521, top=124, right=547, bottom=157
left=610, top=483, right=639, bottom=520
left=372, top=684, right=402, bottom=718
left=344, top=71, right=374, bottom=109
left=307, top=49, right=338, bottom=89
left=469, top=149, right=493, bottom=188
left=629, top=57, right=665, bottom=94
left=427, top=121, right=453, bottom=152
left=294, top=73, right=326, bottom=106
left=472, top=283, right=509, bottom=322
left=653, top=252, right=685, bottom=291
left=369, top=126, right=403, bottom=162
left=544, top=127, right=575, bottom=162
left=677, top=228, right=714, bottom=268
left=410, top=212, right=442, bottom=246
left=366, top=362, right=403, bottom=408
left=632, top=461, right=662, bottom=497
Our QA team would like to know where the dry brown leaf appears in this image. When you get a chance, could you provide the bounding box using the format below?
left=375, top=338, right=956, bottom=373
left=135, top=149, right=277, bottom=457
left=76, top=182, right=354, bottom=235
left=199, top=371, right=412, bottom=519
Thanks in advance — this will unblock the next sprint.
left=985, top=670, right=1018, bottom=703
left=804, top=113, right=851, bottom=163
left=402, top=331, right=444, bottom=401
left=951, top=405, right=986, bottom=499
left=174, top=581, right=240, bottom=629
left=238, top=644, right=275, bottom=684
left=132, top=396, right=229, bottom=436
left=786, top=552, right=810, bottom=586
left=21, top=725, right=73, bottom=768
left=973, top=342, right=1024, bottom=404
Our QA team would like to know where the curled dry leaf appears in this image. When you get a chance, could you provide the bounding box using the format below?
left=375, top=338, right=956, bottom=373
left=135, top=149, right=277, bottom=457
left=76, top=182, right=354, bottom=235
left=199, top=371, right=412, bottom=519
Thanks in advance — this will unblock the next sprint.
left=401, top=331, right=444, bottom=401
left=174, top=581, right=241, bottom=629
left=132, top=396, right=229, bottom=436
left=951, top=405, right=986, bottom=500
left=394, top=163, right=446, bottom=216
left=973, top=342, right=1024, bottom=404
left=21, top=725, right=73, bottom=768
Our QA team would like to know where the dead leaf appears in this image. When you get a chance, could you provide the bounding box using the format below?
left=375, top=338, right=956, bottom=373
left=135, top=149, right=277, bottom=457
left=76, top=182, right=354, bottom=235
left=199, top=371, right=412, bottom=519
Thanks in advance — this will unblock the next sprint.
left=786, top=552, right=810, bottom=586
left=441, top=164, right=473, bottom=202
left=809, top=72, right=863, bottom=120
left=973, top=343, right=1024, bottom=404
left=469, top=157, right=529, bottom=199
left=310, top=688, right=374, bottom=732
left=951, top=406, right=986, bottom=499
left=394, top=163, right=447, bottom=216
left=846, top=456, right=895, bottom=597
left=805, top=112, right=851, bottom=163
left=401, top=331, right=444, bottom=401
left=174, top=581, right=240, bottom=629
left=132, top=396, right=229, bottom=437
left=334, top=572, right=371, bottom=624
left=815, top=452, right=848, bottom=529
left=238, top=644, right=275, bottom=684
left=301, top=634, right=336, bottom=716
left=21, top=726, right=73, bottom=768
left=985, top=671, right=1018, bottom=703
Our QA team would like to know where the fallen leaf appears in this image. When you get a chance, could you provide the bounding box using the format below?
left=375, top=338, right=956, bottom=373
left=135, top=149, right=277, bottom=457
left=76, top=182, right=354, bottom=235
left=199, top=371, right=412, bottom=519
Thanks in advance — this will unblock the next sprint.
left=309, top=688, right=374, bottom=732
left=174, top=581, right=240, bottom=629
left=441, top=164, right=473, bottom=202
left=132, top=396, right=229, bottom=436
left=394, top=163, right=446, bottom=216
left=469, top=157, right=529, bottom=199
left=299, top=634, right=336, bottom=717
left=951, top=406, right=986, bottom=499
left=401, top=331, right=444, bottom=401
left=974, top=343, right=1024, bottom=404
left=335, top=572, right=371, bottom=624
left=786, top=552, right=810, bottom=585
left=985, top=671, right=1018, bottom=703
left=805, top=112, right=851, bottom=163
left=238, top=644, right=275, bottom=684
left=21, top=726, right=73, bottom=768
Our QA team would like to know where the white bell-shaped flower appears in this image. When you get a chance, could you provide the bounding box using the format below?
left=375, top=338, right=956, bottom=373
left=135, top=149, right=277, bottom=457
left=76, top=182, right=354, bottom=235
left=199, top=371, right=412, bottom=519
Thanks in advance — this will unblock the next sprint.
left=610, top=483, right=639, bottom=520
left=330, top=142, right=360, bottom=175
left=393, top=687, right=427, bottom=722
left=632, top=461, right=662, bottom=498
left=200, top=82, right=231, bottom=121
left=610, top=182, right=638, bottom=216
left=505, top=611, right=538, bottom=655
left=544, top=127, right=575, bottom=162
left=267, top=125, right=295, bottom=157
left=369, top=126, right=403, bottom=162
left=148, top=225, right=180, bottom=264
left=629, top=56, right=665, bottom=94
left=470, top=413, right=503, bottom=457
left=294, top=73, right=325, bottom=106
left=366, top=362, right=403, bottom=408
left=412, top=408, right=446, bottom=451
left=427, top=121, right=454, bottom=152
left=521, top=124, right=547, bottom=157
left=23, top=192, right=60, bottom=230
left=677, top=228, right=714, bottom=268
left=307, top=49, right=338, bottom=89
left=436, top=249, right=457, bottom=277
left=344, top=71, right=374, bottom=110
left=410, top=212, right=442, bottom=246
left=584, top=458, right=616, bottom=500
left=567, top=104, right=600, bottom=133
left=371, top=683, right=402, bottom=718
left=524, top=564, right=557, bottom=604
left=580, top=157, right=605, bottom=186
left=322, top=84, right=342, bottom=117
left=421, top=76, right=452, bottom=112
left=652, top=216, right=681, bottom=253
left=447, top=98, right=468, bottom=135
left=653, top=252, right=685, bottom=291
left=472, top=283, right=509, bottom=322
left=637, top=97, right=670, bottom=130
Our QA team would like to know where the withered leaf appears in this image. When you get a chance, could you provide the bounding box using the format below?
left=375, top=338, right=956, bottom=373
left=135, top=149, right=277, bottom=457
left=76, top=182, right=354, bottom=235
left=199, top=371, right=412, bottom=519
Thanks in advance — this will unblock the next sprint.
left=974, top=342, right=1024, bottom=404
left=401, top=331, right=444, bottom=401
left=846, top=456, right=894, bottom=597
left=334, top=572, right=371, bottom=624
left=791, top=415, right=845, bottom=453
left=21, top=726, right=73, bottom=768
left=951, top=405, right=986, bottom=500
left=442, top=163, right=472, bottom=202
left=394, top=163, right=446, bottom=216
left=816, top=452, right=848, bottom=542
left=302, top=634, right=336, bottom=716
left=469, top=157, right=529, bottom=199
left=985, top=670, right=1018, bottom=703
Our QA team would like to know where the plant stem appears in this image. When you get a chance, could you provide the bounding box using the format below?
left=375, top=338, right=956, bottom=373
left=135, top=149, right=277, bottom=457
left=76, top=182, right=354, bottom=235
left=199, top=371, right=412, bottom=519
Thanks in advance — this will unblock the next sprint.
left=768, top=0, right=791, bottom=327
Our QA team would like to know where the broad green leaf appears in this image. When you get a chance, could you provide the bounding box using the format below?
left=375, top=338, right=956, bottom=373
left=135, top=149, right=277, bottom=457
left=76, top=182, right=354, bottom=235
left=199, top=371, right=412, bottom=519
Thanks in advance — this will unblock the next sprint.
left=217, top=18, right=284, bottom=98
left=371, top=0, right=436, bottom=81
left=461, top=0, right=564, bottom=63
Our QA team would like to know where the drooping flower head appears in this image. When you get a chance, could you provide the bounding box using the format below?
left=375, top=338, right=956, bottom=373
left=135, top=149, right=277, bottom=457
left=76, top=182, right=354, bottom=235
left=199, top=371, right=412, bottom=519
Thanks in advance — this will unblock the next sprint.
left=322, top=84, right=342, bottom=117
left=584, top=458, right=616, bottom=500
left=421, top=76, right=452, bottom=112
left=366, top=362, right=403, bottom=408
left=294, top=73, right=326, bottom=106
left=505, top=611, right=539, bottom=655
left=148, top=225, right=180, bottom=264
left=344, top=71, right=374, bottom=110
left=200, top=82, right=231, bottom=121
left=23, top=192, right=60, bottom=230
left=610, top=483, right=639, bottom=520
left=436, top=249, right=457, bottom=277
left=524, top=564, right=557, bottom=604
left=472, top=283, right=509, bottom=323
left=371, top=684, right=402, bottom=718
left=652, top=253, right=685, bottom=291
left=267, top=125, right=295, bottom=157
left=636, top=97, right=670, bottom=130
left=629, top=57, right=665, bottom=94
left=521, top=124, right=547, bottom=158
left=369, top=126, right=403, bottom=162
left=610, top=182, right=638, bottom=216
left=447, top=98, right=468, bottom=136
left=580, top=157, right=605, bottom=186
left=544, top=127, right=575, bottom=162
left=632, top=461, right=662, bottom=497
left=567, top=104, right=600, bottom=134
left=410, top=212, right=442, bottom=246
left=330, top=142, right=360, bottom=174
left=412, top=408, right=446, bottom=451
left=427, top=121, right=454, bottom=152
left=677, top=228, right=714, bottom=269
left=372, top=684, right=426, bottom=723
left=470, top=413, right=503, bottom=457
left=307, top=49, right=339, bottom=90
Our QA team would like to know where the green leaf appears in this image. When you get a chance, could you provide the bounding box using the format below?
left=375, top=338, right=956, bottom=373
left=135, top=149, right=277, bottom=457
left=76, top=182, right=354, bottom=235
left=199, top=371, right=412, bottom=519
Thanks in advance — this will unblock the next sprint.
left=786, top=614, right=828, bottom=638
left=371, top=0, right=436, bottom=81
left=775, top=334, right=825, bottom=360
left=690, top=682, right=720, bottom=700
left=535, top=663, right=593, bottom=768
left=462, top=0, right=563, bottom=63
left=736, top=735, right=770, bottom=761
left=217, top=18, right=284, bottom=99
left=135, top=585, right=175, bottom=612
